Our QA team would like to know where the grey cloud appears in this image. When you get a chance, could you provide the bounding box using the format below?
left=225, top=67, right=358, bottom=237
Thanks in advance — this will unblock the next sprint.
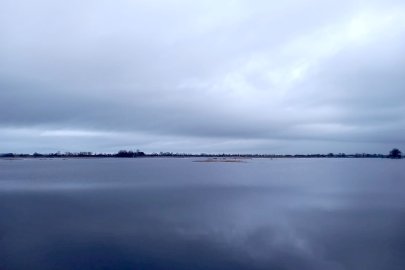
left=1, top=0, right=405, bottom=153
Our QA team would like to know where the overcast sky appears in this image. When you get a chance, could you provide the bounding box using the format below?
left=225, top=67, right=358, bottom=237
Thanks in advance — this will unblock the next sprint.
left=1, top=0, right=405, bottom=154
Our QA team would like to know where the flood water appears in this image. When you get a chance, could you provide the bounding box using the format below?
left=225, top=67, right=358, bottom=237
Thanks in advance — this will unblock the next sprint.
left=1, top=158, right=405, bottom=270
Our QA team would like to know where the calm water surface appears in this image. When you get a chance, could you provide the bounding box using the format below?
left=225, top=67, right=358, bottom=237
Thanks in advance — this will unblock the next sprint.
left=1, top=158, right=405, bottom=270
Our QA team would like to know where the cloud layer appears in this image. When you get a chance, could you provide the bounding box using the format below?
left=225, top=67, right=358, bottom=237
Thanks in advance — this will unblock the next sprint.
left=1, top=0, right=405, bottom=153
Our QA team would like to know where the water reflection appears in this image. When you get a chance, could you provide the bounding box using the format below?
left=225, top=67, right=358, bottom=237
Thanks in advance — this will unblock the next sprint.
left=0, top=158, right=405, bottom=270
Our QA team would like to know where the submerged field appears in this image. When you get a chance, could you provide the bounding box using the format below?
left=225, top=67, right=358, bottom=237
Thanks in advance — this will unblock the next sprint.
left=0, top=158, right=405, bottom=270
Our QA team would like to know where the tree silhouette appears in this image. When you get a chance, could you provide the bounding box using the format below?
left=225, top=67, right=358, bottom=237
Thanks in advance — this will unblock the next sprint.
left=388, top=148, right=402, bottom=159
left=115, top=150, right=145, bottom=158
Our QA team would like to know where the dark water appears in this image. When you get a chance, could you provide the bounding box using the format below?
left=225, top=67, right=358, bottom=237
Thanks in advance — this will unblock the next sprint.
left=1, top=158, right=405, bottom=270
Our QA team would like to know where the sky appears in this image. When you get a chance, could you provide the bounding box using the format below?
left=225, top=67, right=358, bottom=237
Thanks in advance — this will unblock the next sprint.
left=1, top=0, right=405, bottom=154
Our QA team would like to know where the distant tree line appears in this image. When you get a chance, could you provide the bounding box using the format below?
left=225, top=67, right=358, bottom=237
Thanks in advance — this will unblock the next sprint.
left=0, top=150, right=145, bottom=158
left=0, top=148, right=402, bottom=159
left=115, top=150, right=146, bottom=158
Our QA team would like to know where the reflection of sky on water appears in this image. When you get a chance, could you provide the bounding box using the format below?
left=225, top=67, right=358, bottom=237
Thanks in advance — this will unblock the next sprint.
left=1, top=158, right=405, bottom=270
